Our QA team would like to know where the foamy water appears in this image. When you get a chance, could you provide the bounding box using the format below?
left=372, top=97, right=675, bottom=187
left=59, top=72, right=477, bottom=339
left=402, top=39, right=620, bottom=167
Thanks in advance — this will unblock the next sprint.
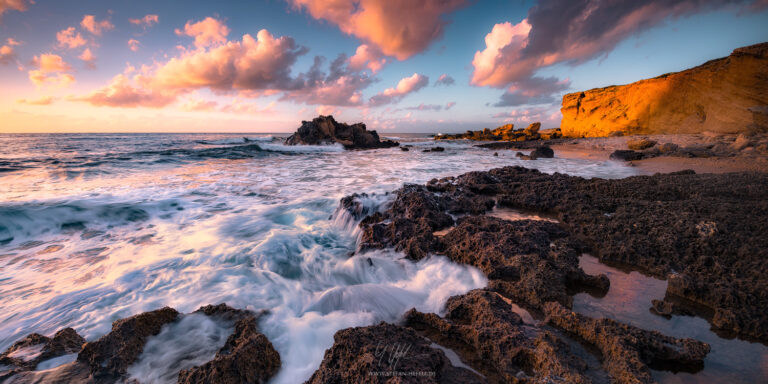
left=0, top=133, right=640, bottom=382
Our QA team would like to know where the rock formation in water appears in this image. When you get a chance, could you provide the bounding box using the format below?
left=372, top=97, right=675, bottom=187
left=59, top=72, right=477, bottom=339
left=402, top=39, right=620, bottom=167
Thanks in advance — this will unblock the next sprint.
left=347, top=166, right=768, bottom=344
left=284, top=115, right=399, bottom=150
left=436, top=122, right=562, bottom=142
left=560, top=42, right=768, bottom=137
left=1, top=304, right=280, bottom=384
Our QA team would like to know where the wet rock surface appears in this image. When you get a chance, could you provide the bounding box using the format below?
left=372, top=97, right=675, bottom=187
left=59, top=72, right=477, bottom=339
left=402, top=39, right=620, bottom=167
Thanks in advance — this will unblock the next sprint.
left=77, top=307, right=180, bottom=379
left=544, top=302, right=710, bottom=384
left=284, top=115, right=399, bottom=150
left=436, top=123, right=562, bottom=142
left=2, top=304, right=281, bottom=384
left=178, top=311, right=280, bottom=384
left=350, top=165, right=768, bottom=342
left=0, top=328, right=85, bottom=379
left=404, top=289, right=602, bottom=384
left=305, top=322, right=485, bottom=384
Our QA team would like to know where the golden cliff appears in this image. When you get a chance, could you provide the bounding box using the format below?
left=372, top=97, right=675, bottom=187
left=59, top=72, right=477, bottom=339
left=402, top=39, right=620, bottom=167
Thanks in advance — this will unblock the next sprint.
left=560, top=42, right=768, bottom=137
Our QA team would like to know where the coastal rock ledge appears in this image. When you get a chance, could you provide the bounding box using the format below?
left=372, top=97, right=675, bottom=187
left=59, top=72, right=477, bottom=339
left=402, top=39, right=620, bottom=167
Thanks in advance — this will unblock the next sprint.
left=285, top=115, right=399, bottom=150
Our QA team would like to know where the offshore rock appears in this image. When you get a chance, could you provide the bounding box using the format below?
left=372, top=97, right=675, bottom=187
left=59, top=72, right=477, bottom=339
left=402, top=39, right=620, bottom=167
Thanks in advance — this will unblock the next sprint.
left=284, top=115, right=399, bottom=150
left=0, top=328, right=85, bottom=379
left=561, top=42, right=768, bottom=137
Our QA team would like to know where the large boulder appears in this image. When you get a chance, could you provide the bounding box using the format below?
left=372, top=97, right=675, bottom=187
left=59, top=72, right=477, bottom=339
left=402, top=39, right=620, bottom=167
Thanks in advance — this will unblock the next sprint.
left=561, top=42, right=768, bottom=137
left=284, top=115, right=399, bottom=150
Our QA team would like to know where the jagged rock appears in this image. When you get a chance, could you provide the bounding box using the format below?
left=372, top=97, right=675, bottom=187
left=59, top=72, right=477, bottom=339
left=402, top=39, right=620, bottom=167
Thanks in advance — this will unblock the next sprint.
left=423, top=146, right=446, bottom=152
left=524, top=122, right=541, bottom=136
left=284, top=115, right=399, bottom=150
left=438, top=216, right=608, bottom=311
left=178, top=314, right=280, bottom=384
left=0, top=328, right=85, bottom=379
left=305, top=322, right=485, bottom=384
left=77, top=307, right=179, bottom=379
left=609, top=150, right=644, bottom=161
left=627, top=138, right=657, bottom=150
left=405, top=289, right=600, bottom=384
left=561, top=42, right=768, bottom=137
left=544, top=301, right=710, bottom=384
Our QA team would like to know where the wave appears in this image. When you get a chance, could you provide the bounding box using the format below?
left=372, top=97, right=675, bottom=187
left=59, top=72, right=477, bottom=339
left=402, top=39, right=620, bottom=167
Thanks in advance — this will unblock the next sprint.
left=0, top=199, right=183, bottom=246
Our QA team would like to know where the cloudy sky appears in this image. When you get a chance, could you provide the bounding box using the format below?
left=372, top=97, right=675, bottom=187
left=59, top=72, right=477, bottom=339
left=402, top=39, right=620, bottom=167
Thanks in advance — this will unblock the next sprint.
left=0, top=0, right=766, bottom=133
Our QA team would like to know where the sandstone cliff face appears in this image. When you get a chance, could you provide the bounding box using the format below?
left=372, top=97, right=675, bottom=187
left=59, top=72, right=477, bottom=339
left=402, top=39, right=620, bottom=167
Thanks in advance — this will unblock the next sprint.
left=560, top=42, right=768, bottom=137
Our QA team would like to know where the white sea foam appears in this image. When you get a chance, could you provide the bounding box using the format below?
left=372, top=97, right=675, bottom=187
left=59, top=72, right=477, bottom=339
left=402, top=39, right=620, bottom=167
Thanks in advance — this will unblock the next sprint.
left=0, top=133, right=642, bottom=383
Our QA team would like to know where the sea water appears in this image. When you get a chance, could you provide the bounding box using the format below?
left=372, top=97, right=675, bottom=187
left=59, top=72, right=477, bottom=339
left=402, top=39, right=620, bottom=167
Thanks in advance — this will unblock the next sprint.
left=0, top=133, right=639, bottom=383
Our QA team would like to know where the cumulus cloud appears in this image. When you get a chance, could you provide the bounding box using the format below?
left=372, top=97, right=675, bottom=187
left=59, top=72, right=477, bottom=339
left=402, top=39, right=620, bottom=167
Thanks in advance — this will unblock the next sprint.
left=79, top=47, right=96, bottom=69
left=349, top=44, right=387, bottom=73
left=17, top=95, right=55, bottom=105
left=281, top=54, right=374, bottom=106
left=0, top=0, right=32, bottom=19
left=81, top=15, right=114, bottom=35
left=494, top=76, right=571, bottom=106
left=56, top=27, right=87, bottom=49
left=434, top=74, right=455, bottom=86
left=175, top=17, right=230, bottom=48
left=369, top=73, right=429, bottom=106
left=474, top=0, right=755, bottom=89
left=73, top=74, right=176, bottom=108
left=287, top=0, right=468, bottom=60
left=154, top=29, right=307, bottom=91
left=128, top=39, right=140, bottom=52
left=28, top=54, right=75, bottom=87
left=129, top=14, right=159, bottom=28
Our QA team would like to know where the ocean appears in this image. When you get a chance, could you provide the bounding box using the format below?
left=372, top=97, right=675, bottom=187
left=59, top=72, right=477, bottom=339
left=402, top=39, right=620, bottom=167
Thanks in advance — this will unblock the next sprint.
left=0, top=133, right=644, bottom=382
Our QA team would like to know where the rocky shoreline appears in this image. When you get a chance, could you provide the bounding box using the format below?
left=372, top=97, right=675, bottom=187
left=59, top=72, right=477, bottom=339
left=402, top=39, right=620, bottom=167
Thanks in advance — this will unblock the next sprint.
left=3, top=166, right=767, bottom=383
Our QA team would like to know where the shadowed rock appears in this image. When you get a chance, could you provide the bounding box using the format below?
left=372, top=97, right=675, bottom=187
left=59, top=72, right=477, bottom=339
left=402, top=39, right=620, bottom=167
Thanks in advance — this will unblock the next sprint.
left=77, top=307, right=179, bottom=379
left=178, top=314, right=280, bottom=384
left=284, top=115, right=398, bottom=150
left=544, top=302, right=710, bottom=384
left=405, top=289, right=600, bottom=383
left=0, top=328, right=85, bottom=380
left=305, top=322, right=485, bottom=384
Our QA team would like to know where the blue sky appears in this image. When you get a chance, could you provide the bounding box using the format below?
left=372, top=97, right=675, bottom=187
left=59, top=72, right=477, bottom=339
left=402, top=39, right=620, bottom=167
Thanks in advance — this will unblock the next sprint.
left=0, top=0, right=766, bottom=132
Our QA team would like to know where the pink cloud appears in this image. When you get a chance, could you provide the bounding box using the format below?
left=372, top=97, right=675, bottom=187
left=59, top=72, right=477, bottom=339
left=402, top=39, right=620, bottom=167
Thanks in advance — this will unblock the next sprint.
left=279, top=54, right=373, bottom=106
left=128, top=39, right=140, bottom=52
left=0, top=44, right=15, bottom=64
left=434, top=74, right=455, bottom=86
left=175, top=17, right=230, bottom=48
left=369, top=73, right=429, bottom=106
left=0, top=0, right=32, bottom=18
left=287, top=0, right=468, bottom=60
left=472, top=0, right=752, bottom=91
left=349, top=44, right=386, bottom=73
left=56, top=27, right=87, bottom=49
left=17, top=95, right=55, bottom=105
left=28, top=54, right=75, bottom=87
left=80, top=15, right=114, bottom=36
left=129, top=14, right=159, bottom=28
left=79, top=47, right=96, bottom=69
left=73, top=74, right=176, bottom=108
left=181, top=98, right=218, bottom=112
left=220, top=100, right=276, bottom=114
left=154, top=29, right=306, bottom=91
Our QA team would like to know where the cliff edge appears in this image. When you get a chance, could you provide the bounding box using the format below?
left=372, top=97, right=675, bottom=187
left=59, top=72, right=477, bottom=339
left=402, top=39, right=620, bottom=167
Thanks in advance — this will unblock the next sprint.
left=560, top=42, right=768, bottom=137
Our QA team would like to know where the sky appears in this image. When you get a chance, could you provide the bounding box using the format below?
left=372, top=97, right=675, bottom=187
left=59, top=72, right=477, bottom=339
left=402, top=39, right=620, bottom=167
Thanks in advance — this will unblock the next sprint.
left=0, top=0, right=766, bottom=133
